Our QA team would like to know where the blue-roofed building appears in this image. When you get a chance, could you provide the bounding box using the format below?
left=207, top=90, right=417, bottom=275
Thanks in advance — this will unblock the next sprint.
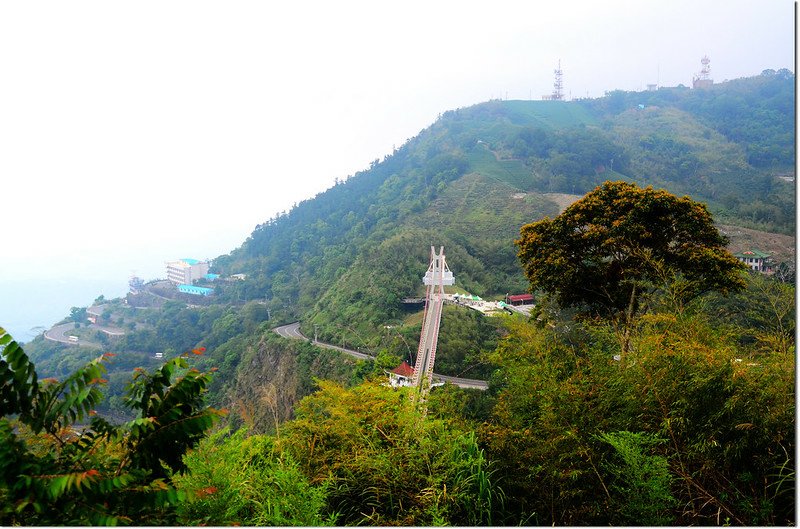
left=166, top=258, right=209, bottom=285
left=205, top=273, right=220, bottom=281
left=177, top=284, right=214, bottom=296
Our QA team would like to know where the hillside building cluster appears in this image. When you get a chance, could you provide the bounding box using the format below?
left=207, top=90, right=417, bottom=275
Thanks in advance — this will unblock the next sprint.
left=166, top=258, right=215, bottom=296
left=166, top=258, right=209, bottom=285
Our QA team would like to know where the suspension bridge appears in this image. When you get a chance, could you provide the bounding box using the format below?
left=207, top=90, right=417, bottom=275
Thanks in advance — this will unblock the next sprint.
left=274, top=245, right=493, bottom=394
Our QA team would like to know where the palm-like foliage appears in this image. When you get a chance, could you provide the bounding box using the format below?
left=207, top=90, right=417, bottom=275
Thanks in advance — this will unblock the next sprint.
left=0, top=327, right=221, bottom=525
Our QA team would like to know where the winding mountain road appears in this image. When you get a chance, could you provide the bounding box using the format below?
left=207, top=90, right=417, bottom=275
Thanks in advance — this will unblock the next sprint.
left=274, top=322, right=380, bottom=361
left=44, top=323, right=92, bottom=346
left=273, top=322, right=489, bottom=390
left=44, top=319, right=125, bottom=348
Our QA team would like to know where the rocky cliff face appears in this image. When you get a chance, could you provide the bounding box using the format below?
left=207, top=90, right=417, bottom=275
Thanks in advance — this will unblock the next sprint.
left=225, top=332, right=362, bottom=434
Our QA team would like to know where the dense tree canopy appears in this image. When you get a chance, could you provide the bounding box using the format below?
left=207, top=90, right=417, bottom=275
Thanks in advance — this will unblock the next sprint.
left=279, top=380, right=499, bottom=526
left=481, top=297, right=794, bottom=525
left=516, top=181, right=747, bottom=319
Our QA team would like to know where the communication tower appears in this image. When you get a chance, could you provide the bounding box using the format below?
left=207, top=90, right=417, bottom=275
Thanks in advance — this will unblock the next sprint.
left=129, top=274, right=144, bottom=294
left=542, top=60, right=565, bottom=100
left=553, top=60, right=564, bottom=100
left=692, top=55, right=713, bottom=89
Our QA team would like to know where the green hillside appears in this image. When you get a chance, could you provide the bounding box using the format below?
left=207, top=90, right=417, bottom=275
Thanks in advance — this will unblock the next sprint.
left=10, top=71, right=796, bottom=526
left=465, top=145, right=532, bottom=190
left=501, top=99, right=599, bottom=128
left=207, top=72, right=794, bottom=354
left=24, top=71, right=795, bottom=393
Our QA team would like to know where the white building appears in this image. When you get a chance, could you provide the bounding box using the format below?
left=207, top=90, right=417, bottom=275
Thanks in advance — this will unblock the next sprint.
left=733, top=250, right=772, bottom=274
left=166, top=258, right=210, bottom=285
left=388, top=361, right=415, bottom=388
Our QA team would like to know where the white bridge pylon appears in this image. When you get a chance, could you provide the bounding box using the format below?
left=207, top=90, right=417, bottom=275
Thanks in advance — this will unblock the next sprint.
left=412, top=246, right=454, bottom=398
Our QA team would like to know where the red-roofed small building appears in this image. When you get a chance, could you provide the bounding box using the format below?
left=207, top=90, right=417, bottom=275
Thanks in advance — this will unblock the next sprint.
left=505, top=293, right=535, bottom=306
left=388, top=361, right=415, bottom=388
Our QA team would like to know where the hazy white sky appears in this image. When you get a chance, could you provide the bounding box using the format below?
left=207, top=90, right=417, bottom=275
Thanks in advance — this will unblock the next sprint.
left=0, top=0, right=794, bottom=282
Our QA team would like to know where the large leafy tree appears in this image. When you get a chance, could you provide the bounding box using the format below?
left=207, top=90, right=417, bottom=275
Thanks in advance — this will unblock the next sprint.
left=516, top=181, right=746, bottom=353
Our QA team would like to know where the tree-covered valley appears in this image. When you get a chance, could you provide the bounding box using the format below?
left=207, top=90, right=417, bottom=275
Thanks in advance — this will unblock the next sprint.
left=3, top=71, right=795, bottom=525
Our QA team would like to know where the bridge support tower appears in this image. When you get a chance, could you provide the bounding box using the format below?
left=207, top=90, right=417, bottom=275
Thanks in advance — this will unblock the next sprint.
left=412, top=246, right=454, bottom=402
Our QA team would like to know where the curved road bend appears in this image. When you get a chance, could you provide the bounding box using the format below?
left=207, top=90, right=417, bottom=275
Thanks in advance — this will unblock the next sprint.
left=273, top=322, right=489, bottom=390
left=44, top=323, right=96, bottom=347
left=273, top=321, right=373, bottom=360
left=44, top=322, right=125, bottom=347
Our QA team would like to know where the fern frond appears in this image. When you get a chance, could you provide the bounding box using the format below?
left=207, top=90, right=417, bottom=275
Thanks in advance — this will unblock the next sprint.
left=0, top=327, right=39, bottom=418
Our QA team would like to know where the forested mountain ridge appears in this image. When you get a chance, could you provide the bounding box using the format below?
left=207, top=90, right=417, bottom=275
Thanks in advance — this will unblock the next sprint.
left=211, top=70, right=794, bottom=350
left=23, top=71, right=794, bottom=397
left=8, top=71, right=795, bottom=526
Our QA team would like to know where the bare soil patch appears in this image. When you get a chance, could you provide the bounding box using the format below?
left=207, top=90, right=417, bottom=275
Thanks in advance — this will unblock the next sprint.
left=718, top=224, right=795, bottom=264
left=542, top=192, right=582, bottom=212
